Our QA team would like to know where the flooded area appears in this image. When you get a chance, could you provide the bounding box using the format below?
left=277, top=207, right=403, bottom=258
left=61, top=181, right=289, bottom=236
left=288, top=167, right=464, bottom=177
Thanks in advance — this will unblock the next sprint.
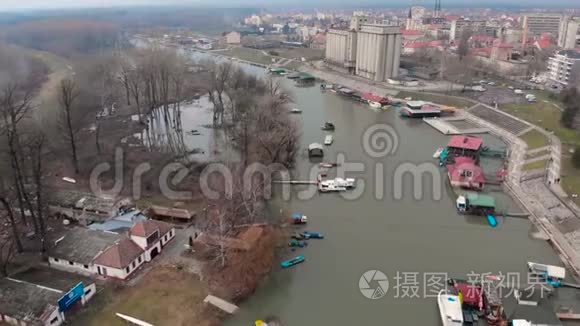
left=135, top=44, right=575, bottom=325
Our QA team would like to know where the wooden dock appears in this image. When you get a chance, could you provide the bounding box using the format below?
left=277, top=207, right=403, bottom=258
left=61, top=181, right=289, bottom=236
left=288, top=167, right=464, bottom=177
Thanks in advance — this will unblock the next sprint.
left=273, top=180, right=317, bottom=185
left=423, top=117, right=489, bottom=135
left=203, top=295, right=239, bottom=314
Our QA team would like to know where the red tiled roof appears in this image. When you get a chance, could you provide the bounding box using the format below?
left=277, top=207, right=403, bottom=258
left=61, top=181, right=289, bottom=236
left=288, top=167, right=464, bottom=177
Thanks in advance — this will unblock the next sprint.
left=93, top=238, right=144, bottom=269
left=447, top=135, right=483, bottom=151
left=454, top=282, right=483, bottom=307
left=130, top=220, right=173, bottom=238
left=401, top=29, right=423, bottom=36
left=362, top=92, right=388, bottom=103
left=534, top=38, right=553, bottom=50
left=446, top=156, right=486, bottom=185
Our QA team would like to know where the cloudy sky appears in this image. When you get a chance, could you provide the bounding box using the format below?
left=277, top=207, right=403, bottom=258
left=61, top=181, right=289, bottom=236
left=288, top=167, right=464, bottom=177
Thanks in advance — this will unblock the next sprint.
left=0, top=0, right=578, bottom=11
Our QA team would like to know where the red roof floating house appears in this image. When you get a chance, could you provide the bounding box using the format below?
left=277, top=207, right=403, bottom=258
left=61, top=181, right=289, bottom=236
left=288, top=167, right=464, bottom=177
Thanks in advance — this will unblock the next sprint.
left=454, top=281, right=484, bottom=310
left=447, top=135, right=483, bottom=160
left=446, top=156, right=486, bottom=191
left=362, top=92, right=390, bottom=105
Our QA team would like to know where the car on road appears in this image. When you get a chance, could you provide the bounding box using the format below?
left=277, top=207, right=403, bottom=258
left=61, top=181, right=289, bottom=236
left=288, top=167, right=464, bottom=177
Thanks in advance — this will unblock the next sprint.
left=514, top=89, right=523, bottom=95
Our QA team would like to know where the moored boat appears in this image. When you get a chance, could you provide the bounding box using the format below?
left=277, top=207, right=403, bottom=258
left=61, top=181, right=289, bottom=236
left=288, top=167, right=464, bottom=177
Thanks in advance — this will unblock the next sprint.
left=433, top=147, right=444, bottom=158
left=291, top=213, right=308, bottom=224
left=290, top=108, right=302, bottom=113
left=302, top=231, right=324, bottom=239
left=318, top=181, right=346, bottom=192
left=437, top=289, right=464, bottom=326
left=281, top=255, right=305, bottom=268
left=324, top=135, right=333, bottom=145
left=321, top=122, right=335, bottom=131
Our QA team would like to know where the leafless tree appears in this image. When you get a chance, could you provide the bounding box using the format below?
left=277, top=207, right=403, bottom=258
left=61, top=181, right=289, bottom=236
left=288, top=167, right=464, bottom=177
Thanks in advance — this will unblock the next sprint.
left=58, top=78, right=81, bottom=174
left=0, top=235, right=16, bottom=276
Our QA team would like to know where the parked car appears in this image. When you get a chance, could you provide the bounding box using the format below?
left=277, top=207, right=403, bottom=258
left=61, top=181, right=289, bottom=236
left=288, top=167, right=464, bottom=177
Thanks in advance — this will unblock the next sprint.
left=514, top=89, right=523, bottom=95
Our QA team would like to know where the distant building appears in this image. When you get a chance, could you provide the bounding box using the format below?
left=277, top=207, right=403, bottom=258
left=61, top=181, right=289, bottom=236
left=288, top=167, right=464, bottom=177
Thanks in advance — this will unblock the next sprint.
left=225, top=31, right=241, bottom=45
left=47, top=190, right=129, bottom=224
left=558, top=16, right=580, bottom=50
left=522, top=13, right=563, bottom=45
left=450, top=19, right=492, bottom=41
left=548, top=50, right=580, bottom=87
left=326, top=15, right=401, bottom=81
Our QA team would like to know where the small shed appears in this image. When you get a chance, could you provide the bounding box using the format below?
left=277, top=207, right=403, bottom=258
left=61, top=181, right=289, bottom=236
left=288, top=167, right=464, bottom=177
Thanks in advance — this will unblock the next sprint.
left=308, top=143, right=324, bottom=157
left=147, top=205, right=194, bottom=222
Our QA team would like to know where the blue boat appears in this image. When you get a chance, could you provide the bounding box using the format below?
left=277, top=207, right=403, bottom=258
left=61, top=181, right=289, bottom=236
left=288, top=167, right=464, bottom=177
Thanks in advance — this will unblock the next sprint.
left=281, top=255, right=305, bottom=268
left=302, top=231, right=324, bottom=239
left=292, top=213, right=308, bottom=224
left=486, top=214, right=498, bottom=228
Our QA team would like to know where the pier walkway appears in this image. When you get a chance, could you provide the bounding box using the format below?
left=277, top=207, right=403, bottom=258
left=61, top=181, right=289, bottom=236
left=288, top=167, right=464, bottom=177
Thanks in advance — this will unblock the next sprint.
left=423, top=116, right=489, bottom=135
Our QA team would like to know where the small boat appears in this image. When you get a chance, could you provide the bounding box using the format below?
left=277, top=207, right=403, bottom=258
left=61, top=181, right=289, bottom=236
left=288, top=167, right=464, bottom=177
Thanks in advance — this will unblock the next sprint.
left=369, top=101, right=382, bottom=109
left=290, top=108, right=302, bottom=113
left=291, top=213, right=308, bottom=224
left=318, top=181, right=347, bottom=192
left=433, top=147, right=444, bottom=158
left=333, top=177, right=355, bottom=188
left=437, top=289, right=463, bottom=326
left=324, top=135, right=333, bottom=145
left=288, top=239, right=308, bottom=247
left=291, top=233, right=305, bottom=240
left=486, top=214, right=498, bottom=228
left=321, top=122, right=335, bottom=131
left=281, top=255, right=305, bottom=268
left=319, top=162, right=339, bottom=168
left=302, top=231, right=324, bottom=239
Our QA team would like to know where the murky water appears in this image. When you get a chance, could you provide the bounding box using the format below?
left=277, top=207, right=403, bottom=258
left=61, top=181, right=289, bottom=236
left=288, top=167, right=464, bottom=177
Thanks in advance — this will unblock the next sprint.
left=135, top=43, right=572, bottom=325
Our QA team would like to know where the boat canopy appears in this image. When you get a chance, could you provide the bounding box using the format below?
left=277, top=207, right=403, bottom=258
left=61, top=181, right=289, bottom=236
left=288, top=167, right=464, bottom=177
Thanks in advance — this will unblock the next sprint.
left=297, top=73, right=315, bottom=81
left=528, top=262, right=566, bottom=279
left=465, top=192, right=495, bottom=208
left=362, top=92, right=389, bottom=103
left=308, top=143, right=323, bottom=151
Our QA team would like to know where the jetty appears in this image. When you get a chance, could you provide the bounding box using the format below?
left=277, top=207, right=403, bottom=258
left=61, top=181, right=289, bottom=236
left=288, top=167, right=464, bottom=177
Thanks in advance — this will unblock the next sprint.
left=423, top=117, right=489, bottom=135
left=203, top=295, right=239, bottom=314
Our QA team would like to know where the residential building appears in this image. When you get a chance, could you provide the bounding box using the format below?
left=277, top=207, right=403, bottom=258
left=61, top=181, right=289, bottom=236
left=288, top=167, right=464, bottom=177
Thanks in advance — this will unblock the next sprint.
left=326, top=15, right=401, bottom=81
left=522, top=13, right=563, bottom=44
left=450, top=19, right=489, bottom=41
left=225, top=31, right=241, bottom=44
left=0, top=278, right=64, bottom=326
left=558, top=16, right=580, bottom=50
left=47, top=190, right=129, bottom=224
left=548, top=50, right=580, bottom=87
left=0, top=266, right=97, bottom=326
left=48, top=220, right=175, bottom=280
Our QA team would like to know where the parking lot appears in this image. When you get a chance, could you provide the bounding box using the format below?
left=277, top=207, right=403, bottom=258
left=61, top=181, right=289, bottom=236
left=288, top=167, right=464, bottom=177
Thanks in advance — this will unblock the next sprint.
left=457, top=81, right=540, bottom=106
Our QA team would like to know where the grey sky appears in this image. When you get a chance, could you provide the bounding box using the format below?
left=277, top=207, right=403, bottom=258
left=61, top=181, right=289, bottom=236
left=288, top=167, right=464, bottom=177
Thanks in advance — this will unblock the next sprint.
left=0, top=0, right=579, bottom=11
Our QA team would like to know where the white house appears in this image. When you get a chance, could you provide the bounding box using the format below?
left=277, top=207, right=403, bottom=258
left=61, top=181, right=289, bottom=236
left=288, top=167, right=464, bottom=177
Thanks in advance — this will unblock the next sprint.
left=48, top=220, right=175, bottom=280
left=225, top=31, right=241, bottom=44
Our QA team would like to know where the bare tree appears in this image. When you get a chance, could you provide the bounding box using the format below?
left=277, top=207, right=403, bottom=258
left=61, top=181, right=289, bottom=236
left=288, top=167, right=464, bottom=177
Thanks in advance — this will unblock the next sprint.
left=457, top=30, right=472, bottom=62
left=0, top=235, right=16, bottom=276
left=58, top=78, right=81, bottom=174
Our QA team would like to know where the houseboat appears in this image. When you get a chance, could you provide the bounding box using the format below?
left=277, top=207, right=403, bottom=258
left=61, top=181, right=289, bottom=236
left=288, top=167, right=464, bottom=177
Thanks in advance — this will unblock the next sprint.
left=446, top=135, right=483, bottom=162
left=291, top=213, right=308, bottom=224
left=446, top=156, right=486, bottom=191
left=362, top=93, right=390, bottom=108
left=281, top=255, right=305, bottom=268
left=318, top=181, right=346, bottom=192
left=295, top=73, right=315, bottom=85
left=400, top=101, right=441, bottom=118
left=437, top=289, right=464, bottom=326
left=324, top=135, right=333, bottom=145
left=456, top=192, right=496, bottom=215
left=321, top=122, right=335, bottom=131
left=337, top=87, right=355, bottom=97
left=308, top=143, right=324, bottom=157
left=527, top=262, right=566, bottom=287
left=268, top=67, right=289, bottom=75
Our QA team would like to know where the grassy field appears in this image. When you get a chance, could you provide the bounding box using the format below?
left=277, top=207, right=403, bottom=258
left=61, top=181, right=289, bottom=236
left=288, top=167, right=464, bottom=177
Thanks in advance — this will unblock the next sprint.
left=519, top=129, right=549, bottom=150
left=396, top=91, right=476, bottom=109
left=561, top=157, right=580, bottom=205
left=500, top=99, right=580, bottom=146
left=214, top=47, right=276, bottom=66
left=523, top=159, right=548, bottom=171
left=71, top=266, right=215, bottom=326
left=525, top=149, right=550, bottom=160
left=271, top=47, right=324, bottom=61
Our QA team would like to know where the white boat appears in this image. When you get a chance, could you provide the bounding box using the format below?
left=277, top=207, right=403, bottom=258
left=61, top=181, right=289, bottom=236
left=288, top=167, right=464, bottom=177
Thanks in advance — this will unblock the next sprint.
left=433, top=147, right=444, bottom=158
left=290, top=108, right=302, bottom=113
left=324, top=135, right=333, bottom=145
left=369, top=101, right=382, bottom=109
left=318, top=181, right=346, bottom=192
left=333, top=177, right=355, bottom=188
left=437, top=289, right=463, bottom=326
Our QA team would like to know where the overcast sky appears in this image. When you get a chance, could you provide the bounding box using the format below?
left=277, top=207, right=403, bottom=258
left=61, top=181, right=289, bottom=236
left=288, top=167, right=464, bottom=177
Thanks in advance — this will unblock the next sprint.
left=0, top=0, right=579, bottom=11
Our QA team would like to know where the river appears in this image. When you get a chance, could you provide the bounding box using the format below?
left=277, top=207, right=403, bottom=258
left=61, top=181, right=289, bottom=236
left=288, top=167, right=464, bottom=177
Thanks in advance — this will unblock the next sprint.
left=143, top=45, right=577, bottom=325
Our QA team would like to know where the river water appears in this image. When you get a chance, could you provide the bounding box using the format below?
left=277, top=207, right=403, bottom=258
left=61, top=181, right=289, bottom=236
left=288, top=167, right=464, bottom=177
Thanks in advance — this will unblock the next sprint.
left=141, top=46, right=574, bottom=325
